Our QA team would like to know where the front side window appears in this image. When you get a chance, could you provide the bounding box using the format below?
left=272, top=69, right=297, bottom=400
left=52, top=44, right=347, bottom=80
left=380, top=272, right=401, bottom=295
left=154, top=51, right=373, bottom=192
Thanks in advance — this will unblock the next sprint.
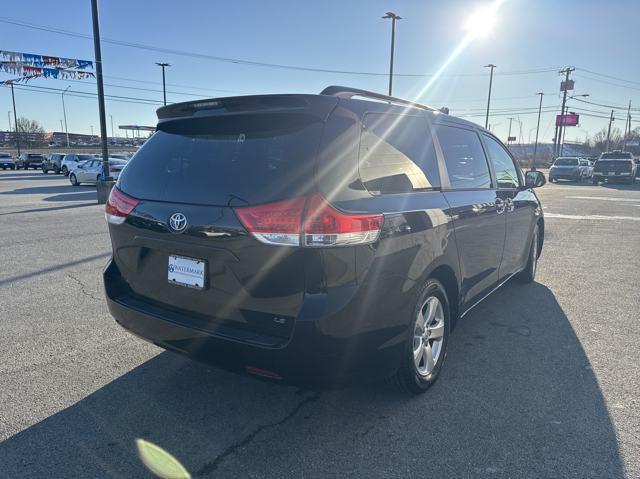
left=435, top=125, right=491, bottom=189
left=358, top=113, right=440, bottom=195
left=483, top=135, right=520, bottom=189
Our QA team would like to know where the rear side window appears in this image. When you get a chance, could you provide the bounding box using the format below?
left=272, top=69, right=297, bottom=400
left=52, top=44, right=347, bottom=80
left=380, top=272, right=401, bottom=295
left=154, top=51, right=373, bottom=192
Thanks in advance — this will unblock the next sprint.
left=358, top=113, right=440, bottom=195
left=482, top=135, right=520, bottom=189
left=435, top=125, right=491, bottom=189
left=118, top=113, right=323, bottom=205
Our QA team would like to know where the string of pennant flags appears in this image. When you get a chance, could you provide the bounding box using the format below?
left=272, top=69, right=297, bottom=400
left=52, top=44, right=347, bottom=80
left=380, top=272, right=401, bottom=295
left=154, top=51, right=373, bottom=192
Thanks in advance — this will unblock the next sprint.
left=0, top=49, right=94, bottom=85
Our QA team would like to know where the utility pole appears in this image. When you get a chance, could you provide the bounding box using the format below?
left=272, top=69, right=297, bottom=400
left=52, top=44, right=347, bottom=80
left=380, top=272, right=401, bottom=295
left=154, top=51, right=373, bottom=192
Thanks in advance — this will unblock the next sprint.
left=532, top=92, right=544, bottom=170
left=622, top=100, right=631, bottom=151
left=110, top=114, right=114, bottom=138
left=91, top=0, right=111, bottom=203
left=382, top=12, right=401, bottom=96
left=484, top=64, right=496, bottom=129
left=507, top=117, right=514, bottom=145
left=10, top=84, right=20, bottom=155
left=555, top=67, right=575, bottom=156
left=605, top=110, right=615, bottom=153
left=7, top=111, right=12, bottom=132
left=155, top=62, right=170, bottom=106
left=62, top=86, right=70, bottom=147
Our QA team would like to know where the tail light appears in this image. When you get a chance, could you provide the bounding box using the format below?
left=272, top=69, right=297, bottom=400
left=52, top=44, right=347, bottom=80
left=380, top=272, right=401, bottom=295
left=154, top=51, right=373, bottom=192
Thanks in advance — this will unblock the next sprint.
left=234, top=194, right=382, bottom=247
left=105, top=187, right=139, bottom=225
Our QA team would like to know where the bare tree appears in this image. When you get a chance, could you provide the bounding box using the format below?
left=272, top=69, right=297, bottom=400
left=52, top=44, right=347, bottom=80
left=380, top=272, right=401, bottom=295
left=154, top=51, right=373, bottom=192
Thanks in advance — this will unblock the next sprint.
left=591, top=127, right=623, bottom=153
left=16, top=117, right=47, bottom=148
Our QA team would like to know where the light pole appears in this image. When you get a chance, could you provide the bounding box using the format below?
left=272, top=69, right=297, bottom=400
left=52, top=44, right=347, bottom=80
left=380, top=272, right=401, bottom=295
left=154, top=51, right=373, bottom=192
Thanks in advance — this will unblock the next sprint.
left=10, top=84, right=20, bottom=155
left=605, top=110, right=615, bottom=152
left=484, top=64, right=496, bottom=129
left=156, top=62, right=170, bottom=106
left=91, top=0, right=111, bottom=204
left=61, top=86, right=70, bottom=148
left=110, top=114, right=114, bottom=139
left=560, top=93, right=589, bottom=156
left=532, top=92, right=544, bottom=170
left=382, top=12, right=401, bottom=96
left=507, top=117, right=514, bottom=145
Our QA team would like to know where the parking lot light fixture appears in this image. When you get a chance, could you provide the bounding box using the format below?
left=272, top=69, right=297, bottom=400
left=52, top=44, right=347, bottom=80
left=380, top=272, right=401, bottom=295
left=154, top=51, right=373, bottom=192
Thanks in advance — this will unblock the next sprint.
left=382, top=12, right=401, bottom=96
left=156, top=62, right=170, bottom=106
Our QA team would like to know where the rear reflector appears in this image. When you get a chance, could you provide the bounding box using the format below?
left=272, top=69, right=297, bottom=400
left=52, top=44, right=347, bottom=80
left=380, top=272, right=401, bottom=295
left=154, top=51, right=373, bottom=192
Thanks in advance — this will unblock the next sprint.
left=245, top=366, right=282, bottom=380
left=234, top=194, right=382, bottom=247
left=105, top=187, right=139, bottom=225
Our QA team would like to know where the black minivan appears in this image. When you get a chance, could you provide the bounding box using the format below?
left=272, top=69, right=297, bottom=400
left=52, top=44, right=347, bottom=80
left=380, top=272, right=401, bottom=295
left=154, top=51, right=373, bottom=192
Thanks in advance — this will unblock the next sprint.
left=104, top=86, right=546, bottom=394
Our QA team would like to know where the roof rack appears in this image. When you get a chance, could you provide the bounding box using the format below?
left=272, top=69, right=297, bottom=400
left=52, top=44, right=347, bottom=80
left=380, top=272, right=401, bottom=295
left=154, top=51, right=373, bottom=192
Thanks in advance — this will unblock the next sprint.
left=320, top=85, right=438, bottom=112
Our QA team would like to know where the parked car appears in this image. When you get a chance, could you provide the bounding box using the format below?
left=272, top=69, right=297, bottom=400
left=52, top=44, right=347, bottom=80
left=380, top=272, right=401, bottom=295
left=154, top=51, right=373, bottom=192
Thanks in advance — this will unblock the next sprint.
left=60, top=153, right=96, bottom=176
left=42, top=153, right=66, bottom=174
left=579, top=158, right=593, bottom=179
left=593, top=151, right=637, bottom=184
left=635, top=158, right=640, bottom=179
left=0, top=152, right=15, bottom=170
left=15, top=152, right=45, bottom=170
left=103, top=86, right=546, bottom=394
left=69, top=158, right=128, bottom=185
left=548, top=157, right=585, bottom=182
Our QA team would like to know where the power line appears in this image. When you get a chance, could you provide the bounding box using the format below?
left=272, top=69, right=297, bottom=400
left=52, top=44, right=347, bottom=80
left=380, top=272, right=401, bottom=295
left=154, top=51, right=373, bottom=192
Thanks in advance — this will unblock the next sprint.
left=576, top=68, right=640, bottom=87
left=573, top=73, right=640, bottom=93
left=0, top=16, right=561, bottom=78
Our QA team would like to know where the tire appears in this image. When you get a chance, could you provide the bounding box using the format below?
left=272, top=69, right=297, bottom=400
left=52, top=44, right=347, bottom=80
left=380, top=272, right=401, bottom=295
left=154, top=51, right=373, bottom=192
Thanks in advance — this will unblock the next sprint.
left=516, top=224, right=539, bottom=283
left=54, top=167, right=60, bottom=174
left=70, top=173, right=79, bottom=186
left=390, top=279, right=451, bottom=395
left=42, top=168, right=48, bottom=174
left=592, top=178, right=599, bottom=185
left=62, top=166, right=69, bottom=176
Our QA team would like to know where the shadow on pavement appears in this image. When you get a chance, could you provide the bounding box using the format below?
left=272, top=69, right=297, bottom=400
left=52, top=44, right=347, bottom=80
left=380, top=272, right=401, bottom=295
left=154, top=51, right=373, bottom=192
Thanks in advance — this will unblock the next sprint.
left=0, top=282, right=624, bottom=478
left=0, top=184, right=94, bottom=196
left=0, top=202, right=97, bottom=216
left=0, top=252, right=110, bottom=287
left=0, top=174, right=67, bottom=182
left=43, top=191, right=97, bottom=202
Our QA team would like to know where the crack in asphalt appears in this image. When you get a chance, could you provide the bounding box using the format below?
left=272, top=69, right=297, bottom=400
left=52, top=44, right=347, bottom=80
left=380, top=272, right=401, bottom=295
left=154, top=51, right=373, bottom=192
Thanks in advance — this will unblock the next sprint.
left=66, top=273, right=101, bottom=301
left=195, top=392, right=321, bottom=477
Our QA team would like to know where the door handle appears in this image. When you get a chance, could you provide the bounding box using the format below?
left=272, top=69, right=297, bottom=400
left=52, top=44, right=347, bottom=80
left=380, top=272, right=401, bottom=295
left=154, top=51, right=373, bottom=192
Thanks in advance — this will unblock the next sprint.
left=495, top=198, right=506, bottom=214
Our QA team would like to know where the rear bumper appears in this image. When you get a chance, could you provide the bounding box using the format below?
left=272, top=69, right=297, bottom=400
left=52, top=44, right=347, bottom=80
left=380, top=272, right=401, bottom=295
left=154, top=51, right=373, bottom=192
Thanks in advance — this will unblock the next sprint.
left=103, top=258, right=405, bottom=388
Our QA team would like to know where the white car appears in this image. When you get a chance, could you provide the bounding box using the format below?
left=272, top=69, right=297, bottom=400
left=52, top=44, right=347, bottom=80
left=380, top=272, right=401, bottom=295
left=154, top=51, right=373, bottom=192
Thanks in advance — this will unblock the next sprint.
left=61, top=153, right=97, bottom=176
left=69, top=158, right=128, bottom=186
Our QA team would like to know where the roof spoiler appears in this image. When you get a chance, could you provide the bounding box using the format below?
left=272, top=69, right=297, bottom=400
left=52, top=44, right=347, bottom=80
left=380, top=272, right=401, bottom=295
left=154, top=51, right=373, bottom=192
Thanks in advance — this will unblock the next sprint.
left=320, top=85, right=439, bottom=113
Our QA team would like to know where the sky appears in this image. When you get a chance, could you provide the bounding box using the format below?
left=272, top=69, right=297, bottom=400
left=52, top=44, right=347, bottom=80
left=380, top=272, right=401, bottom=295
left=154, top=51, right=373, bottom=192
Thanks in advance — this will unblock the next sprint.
left=1, top=0, right=640, bottom=144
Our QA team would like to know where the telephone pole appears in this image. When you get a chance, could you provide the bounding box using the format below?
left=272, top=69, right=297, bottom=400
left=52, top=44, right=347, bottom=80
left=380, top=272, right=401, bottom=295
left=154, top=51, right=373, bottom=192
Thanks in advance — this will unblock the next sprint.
left=10, top=84, right=20, bottom=155
left=555, top=67, right=575, bottom=156
left=605, top=110, right=615, bottom=152
left=622, top=100, right=631, bottom=151
left=382, top=12, right=401, bottom=96
left=484, top=64, right=496, bottom=129
left=532, top=92, right=544, bottom=170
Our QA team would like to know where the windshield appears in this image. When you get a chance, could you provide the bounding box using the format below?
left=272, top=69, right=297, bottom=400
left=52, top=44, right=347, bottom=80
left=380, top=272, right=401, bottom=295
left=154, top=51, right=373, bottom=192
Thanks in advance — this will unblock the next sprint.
left=554, top=158, right=578, bottom=166
left=600, top=152, right=632, bottom=159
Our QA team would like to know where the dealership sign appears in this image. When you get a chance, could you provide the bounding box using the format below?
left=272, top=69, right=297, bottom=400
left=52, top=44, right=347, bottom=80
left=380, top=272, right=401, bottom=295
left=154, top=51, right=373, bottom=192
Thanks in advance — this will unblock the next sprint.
left=556, top=114, right=579, bottom=126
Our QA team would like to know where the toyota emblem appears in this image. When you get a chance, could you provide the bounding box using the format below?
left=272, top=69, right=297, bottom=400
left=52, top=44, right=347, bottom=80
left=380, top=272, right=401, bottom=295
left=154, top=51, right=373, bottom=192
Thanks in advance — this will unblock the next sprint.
left=169, top=212, right=188, bottom=233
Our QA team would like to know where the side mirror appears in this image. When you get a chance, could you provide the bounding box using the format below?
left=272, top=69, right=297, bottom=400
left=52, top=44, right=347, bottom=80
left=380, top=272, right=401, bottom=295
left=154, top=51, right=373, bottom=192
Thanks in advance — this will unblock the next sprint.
left=525, top=170, right=546, bottom=188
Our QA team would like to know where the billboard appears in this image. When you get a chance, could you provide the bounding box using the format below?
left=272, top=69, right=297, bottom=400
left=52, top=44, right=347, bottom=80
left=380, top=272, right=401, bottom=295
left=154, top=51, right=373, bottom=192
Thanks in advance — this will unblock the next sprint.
left=556, top=114, right=579, bottom=126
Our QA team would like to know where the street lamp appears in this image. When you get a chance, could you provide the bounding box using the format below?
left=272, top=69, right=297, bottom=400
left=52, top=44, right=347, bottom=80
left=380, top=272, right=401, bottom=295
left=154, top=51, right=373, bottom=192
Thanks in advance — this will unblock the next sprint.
left=484, top=64, right=496, bottom=129
left=61, top=86, right=71, bottom=148
left=156, top=62, right=170, bottom=106
left=532, top=92, right=544, bottom=170
left=382, top=12, right=401, bottom=96
left=560, top=93, right=589, bottom=155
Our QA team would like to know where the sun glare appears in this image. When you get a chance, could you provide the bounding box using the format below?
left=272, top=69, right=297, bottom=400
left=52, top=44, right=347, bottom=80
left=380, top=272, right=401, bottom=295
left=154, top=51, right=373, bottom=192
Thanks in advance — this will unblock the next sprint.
left=465, top=1, right=501, bottom=39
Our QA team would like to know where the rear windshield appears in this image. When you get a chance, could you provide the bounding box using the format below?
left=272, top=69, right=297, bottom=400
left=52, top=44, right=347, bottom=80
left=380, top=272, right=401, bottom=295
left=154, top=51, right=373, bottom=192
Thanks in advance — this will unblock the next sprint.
left=28, top=154, right=43, bottom=159
left=600, top=152, right=632, bottom=159
left=554, top=158, right=578, bottom=166
left=118, top=113, right=323, bottom=206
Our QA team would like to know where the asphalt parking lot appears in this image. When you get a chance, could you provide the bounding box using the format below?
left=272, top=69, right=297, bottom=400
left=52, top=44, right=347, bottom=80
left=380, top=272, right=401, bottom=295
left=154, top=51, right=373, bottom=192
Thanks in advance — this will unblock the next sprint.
left=1, top=169, right=639, bottom=478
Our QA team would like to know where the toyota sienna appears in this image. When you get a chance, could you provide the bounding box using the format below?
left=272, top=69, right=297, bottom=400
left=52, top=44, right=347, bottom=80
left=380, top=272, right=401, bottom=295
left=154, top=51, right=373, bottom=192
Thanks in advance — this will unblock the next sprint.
left=103, top=86, right=546, bottom=394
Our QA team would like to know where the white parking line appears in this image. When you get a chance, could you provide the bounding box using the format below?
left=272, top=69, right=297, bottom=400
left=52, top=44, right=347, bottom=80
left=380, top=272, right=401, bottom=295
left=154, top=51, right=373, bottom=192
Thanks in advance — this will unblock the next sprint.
left=566, top=196, right=640, bottom=203
left=545, top=213, right=640, bottom=221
